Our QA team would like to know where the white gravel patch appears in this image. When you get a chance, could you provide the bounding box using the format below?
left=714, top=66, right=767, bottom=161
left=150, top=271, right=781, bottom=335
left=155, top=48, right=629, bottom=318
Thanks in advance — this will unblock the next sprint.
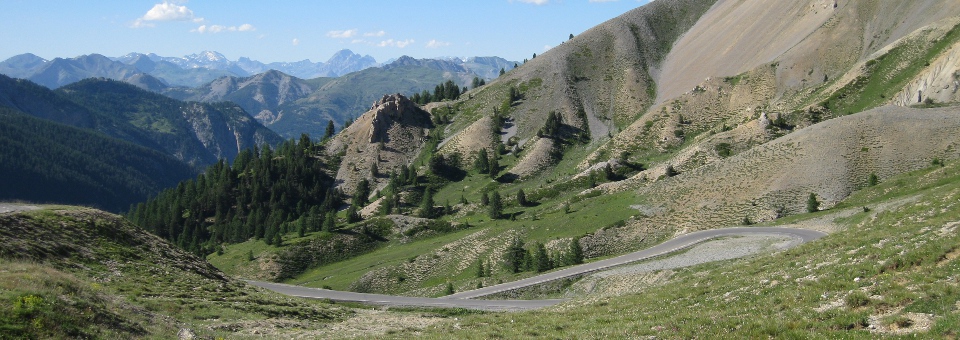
left=0, top=203, right=40, bottom=214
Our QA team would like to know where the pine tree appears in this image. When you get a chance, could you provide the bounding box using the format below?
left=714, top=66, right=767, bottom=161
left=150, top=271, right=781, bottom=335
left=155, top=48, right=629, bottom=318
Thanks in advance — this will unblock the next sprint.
left=480, top=192, right=489, bottom=206
left=353, top=179, right=370, bottom=207
left=488, top=191, right=502, bottom=219
left=445, top=282, right=455, bottom=295
left=323, top=120, right=335, bottom=140
left=567, top=237, right=583, bottom=265
left=532, top=242, right=551, bottom=272
left=807, top=193, right=821, bottom=213
left=517, top=189, right=527, bottom=207
left=504, top=237, right=526, bottom=273
left=474, top=149, right=490, bottom=173
left=323, top=212, right=336, bottom=231
left=419, top=187, right=435, bottom=218
left=499, top=68, right=505, bottom=76
left=346, top=204, right=361, bottom=223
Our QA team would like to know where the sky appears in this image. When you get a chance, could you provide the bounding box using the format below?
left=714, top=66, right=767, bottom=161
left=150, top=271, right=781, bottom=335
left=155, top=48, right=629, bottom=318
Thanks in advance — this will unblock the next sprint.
left=0, top=0, right=655, bottom=64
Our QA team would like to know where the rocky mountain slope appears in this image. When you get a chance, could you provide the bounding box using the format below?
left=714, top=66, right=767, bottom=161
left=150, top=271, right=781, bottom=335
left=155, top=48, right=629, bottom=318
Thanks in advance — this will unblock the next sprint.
left=247, top=0, right=960, bottom=300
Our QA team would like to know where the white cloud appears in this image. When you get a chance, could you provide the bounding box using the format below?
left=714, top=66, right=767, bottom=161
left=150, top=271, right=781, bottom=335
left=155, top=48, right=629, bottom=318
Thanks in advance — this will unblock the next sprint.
left=426, top=39, right=451, bottom=48
left=512, top=0, right=549, bottom=4
left=143, top=2, right=198, bottom=21
left=327, top=29, right=358, bottom=38
left=364, top=30, right=386, bottom=37
left=292, top=38, right=300, bottom=46
left=192, top=24, right=255, bottom=34
left=544, top=45, right=553, bottom=51
left=589, top=0, right=619, bottom=2
left=351, top=39, right=368, bottom=44
left=378, top=39, right=414, bottom=48
left=132, top=1, right=202, bottom=28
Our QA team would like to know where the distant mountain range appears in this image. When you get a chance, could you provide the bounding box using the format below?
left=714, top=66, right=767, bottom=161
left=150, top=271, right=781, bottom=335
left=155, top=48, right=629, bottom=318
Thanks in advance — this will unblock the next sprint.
left=0, top=74, right=282, bottom=168
left=166, top=55, right=507, bottom=139
left=0, top=50, right=517, bottom=89
left=0, top=50, right=518, bottom=138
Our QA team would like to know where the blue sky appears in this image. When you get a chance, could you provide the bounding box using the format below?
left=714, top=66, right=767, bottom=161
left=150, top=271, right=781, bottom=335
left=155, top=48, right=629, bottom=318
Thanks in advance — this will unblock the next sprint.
left=1, top=0, right=654, bottom=63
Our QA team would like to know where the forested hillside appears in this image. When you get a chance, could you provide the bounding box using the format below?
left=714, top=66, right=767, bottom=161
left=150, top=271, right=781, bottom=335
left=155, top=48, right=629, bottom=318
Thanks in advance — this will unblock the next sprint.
left=127, top=137, right=338, bottom=255
left=0, top=108, right=194, bottom=212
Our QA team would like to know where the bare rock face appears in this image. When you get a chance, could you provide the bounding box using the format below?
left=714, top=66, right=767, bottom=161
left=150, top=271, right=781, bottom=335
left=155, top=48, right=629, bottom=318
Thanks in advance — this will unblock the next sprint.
left=368, top=94, right=423, bottom=143
left=327, top=94, right=433, bottom=196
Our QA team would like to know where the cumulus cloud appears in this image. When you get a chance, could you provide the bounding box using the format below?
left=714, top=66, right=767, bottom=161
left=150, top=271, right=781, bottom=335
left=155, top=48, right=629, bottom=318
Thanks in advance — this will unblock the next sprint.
left=327, top=29, right=358, bottom=38
left=363, top=30, right=386, bottom=37
left=292, top=38, right=300, bottom=46
left=192, top=24, right=256, bottom=34
left=426, top=39, right=451, bottom=48
left=512, top=0, right=549, bottom=4
left=378, top=39, right=414, bottom=48
left=132, top=1, right=202, bottom=28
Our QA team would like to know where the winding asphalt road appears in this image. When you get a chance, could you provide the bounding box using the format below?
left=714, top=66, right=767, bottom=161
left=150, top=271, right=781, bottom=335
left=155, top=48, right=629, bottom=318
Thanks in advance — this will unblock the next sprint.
left=249, top=227, right=826, bottom=311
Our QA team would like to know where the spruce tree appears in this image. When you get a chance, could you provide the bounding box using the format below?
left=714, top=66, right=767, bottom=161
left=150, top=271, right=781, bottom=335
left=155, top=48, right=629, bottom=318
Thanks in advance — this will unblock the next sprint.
left=323, top=212, right=336, bottom=231
left=488, top=191, right=502, bottom=219
left=504, top=237, right=526, bottom=273
left=323, top=120, right=335, bottom=140
left=567, top=237, right=583, bottom=265
left=517, top=189, right=527, bottom=207
left=419, top=188, right=435, bottom=218
left=532, top=242, right=551, bottom=272
left=346, top=204, right=360, bottom=223
left=474, top=149, right=490, bottom=173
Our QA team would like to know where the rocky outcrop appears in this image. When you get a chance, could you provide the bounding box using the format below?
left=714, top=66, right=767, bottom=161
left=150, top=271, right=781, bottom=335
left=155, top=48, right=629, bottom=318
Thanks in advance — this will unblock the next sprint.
left=326, top=94, right=433, bottom=195
left=368, top=94, right=428, bottom=143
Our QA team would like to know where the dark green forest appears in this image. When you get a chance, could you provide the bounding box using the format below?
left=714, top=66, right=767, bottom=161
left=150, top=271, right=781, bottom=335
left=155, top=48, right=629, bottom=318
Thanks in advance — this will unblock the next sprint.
left=126, top=136, right=339, bottom=255
left=0, top=108, right=195, bottom=212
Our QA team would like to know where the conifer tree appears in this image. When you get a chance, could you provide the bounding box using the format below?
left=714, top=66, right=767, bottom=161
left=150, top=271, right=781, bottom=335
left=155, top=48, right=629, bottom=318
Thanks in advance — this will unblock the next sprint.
left=517, top=189, right=527, bottom=207
left=323, top=120, right=335, bottom=140
left=488, top=191, right=503, bottom=219
left=419, top=187, right=435, bottom=218
left=807, top=193, right=821, bottom=213
left=504, top=237, right=526, bottom=273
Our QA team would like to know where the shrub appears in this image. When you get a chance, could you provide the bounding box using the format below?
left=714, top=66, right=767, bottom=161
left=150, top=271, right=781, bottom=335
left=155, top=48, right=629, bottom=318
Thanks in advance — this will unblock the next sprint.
left=845, top=291, right=870, bottom=308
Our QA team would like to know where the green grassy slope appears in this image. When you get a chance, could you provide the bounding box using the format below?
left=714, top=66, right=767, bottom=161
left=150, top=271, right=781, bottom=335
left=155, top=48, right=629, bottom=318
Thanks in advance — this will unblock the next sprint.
left=396, top=159, right=960, bottom=338
left=0, top=207, right=344, bottom=339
